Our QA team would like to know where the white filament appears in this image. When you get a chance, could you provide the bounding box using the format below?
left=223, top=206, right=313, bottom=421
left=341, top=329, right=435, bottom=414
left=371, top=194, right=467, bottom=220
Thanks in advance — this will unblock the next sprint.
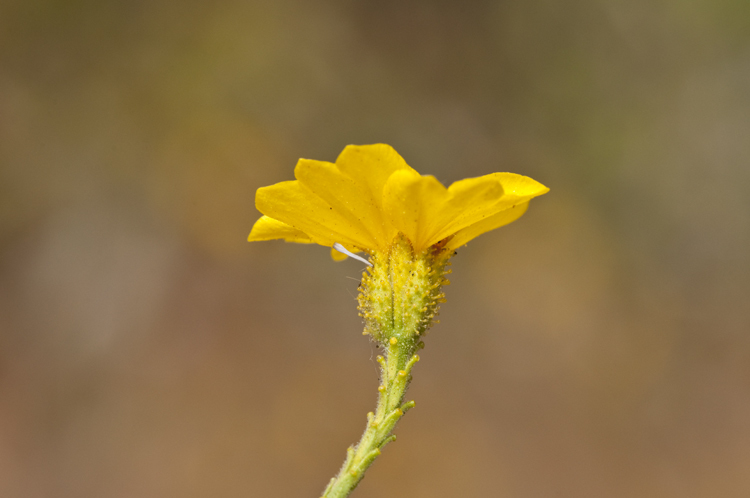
left=333, top=243, right=373, bottom=267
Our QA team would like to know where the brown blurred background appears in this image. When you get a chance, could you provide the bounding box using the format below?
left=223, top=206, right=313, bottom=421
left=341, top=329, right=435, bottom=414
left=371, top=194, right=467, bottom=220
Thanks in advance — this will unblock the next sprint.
left=1, top=1, right=749, bottom=497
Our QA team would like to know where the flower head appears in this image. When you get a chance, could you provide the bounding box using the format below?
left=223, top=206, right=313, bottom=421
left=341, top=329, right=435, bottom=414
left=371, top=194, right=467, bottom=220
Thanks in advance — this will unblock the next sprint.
left=250, top=144, right=548, bottom=345
left=248, top=144, right=548, bottom=257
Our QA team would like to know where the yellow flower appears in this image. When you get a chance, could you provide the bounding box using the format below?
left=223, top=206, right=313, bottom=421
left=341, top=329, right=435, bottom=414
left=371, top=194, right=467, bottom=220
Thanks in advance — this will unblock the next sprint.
left=248, top=144, right=549, bottom=258
left=250, top=143, right=549, bottom=497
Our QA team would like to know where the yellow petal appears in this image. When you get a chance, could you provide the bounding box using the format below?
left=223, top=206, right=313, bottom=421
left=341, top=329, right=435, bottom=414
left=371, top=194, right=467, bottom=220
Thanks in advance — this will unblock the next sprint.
left=382, top=170, right=450, bottom=252
left=426, top=173, right=549, bottom=247
left=248, top=215, right=314, bottom=243
left=421, top=174, right=505, bottom=247
left=333, top=144, right=418, bottom=247
left=335, top=144, right=418, bottom=214
left=255, top=180, right=372, bottom=249
left=447, top=201, right=530, bottom=249
left=294, top=158, right=384, bottom=249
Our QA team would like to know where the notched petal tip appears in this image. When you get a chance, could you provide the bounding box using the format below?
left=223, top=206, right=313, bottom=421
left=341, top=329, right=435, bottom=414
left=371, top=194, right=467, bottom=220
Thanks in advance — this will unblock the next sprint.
left=336, top=143, right=413, bottom=172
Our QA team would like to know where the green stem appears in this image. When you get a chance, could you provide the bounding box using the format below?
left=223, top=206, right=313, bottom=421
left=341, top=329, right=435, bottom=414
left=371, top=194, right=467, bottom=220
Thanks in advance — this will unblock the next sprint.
left=321, top=339, right=420, bottom=498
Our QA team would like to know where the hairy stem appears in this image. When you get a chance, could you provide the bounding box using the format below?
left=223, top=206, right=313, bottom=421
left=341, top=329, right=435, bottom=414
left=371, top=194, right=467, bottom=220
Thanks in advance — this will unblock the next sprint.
left=321, top=339, right=419, bottom=498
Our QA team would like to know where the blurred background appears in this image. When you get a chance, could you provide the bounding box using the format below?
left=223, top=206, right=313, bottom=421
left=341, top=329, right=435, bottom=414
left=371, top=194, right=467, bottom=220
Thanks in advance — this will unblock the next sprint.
left=1, top=1, right=749, bottom=497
